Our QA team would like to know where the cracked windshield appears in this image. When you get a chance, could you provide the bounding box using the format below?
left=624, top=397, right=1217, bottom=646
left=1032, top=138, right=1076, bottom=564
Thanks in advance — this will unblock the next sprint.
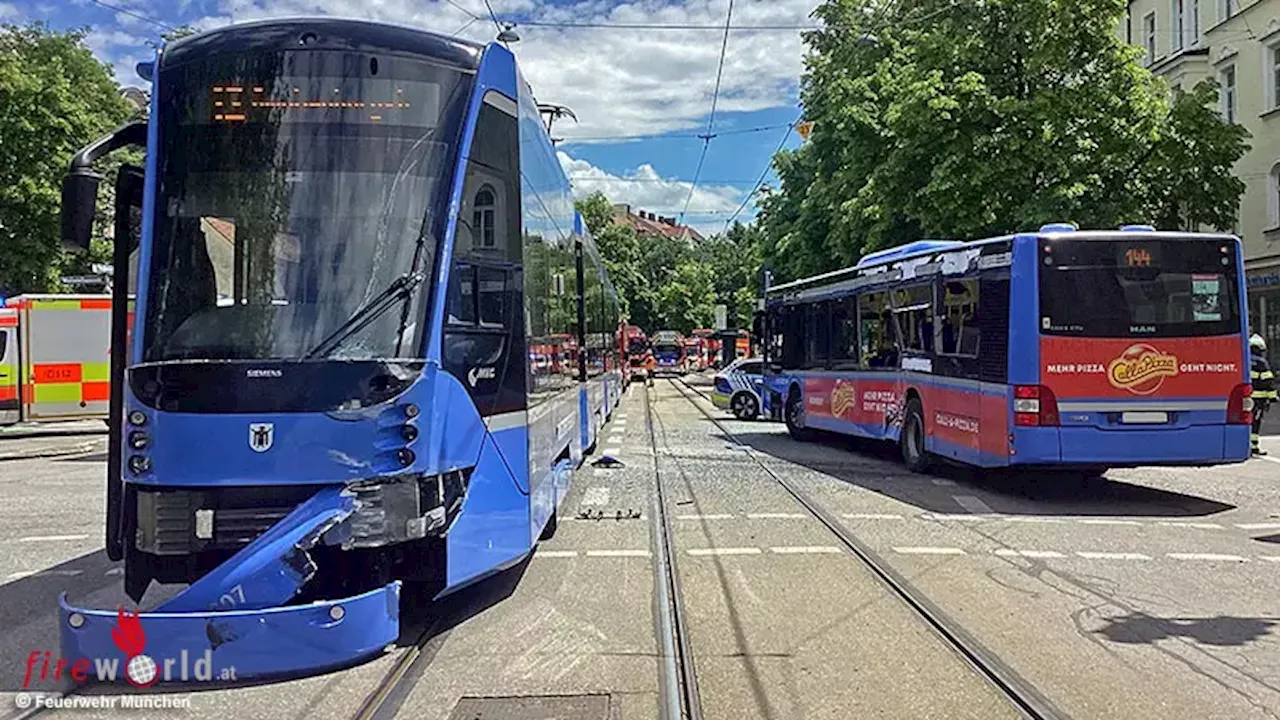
left=4, top=0, right=1280, bottom=718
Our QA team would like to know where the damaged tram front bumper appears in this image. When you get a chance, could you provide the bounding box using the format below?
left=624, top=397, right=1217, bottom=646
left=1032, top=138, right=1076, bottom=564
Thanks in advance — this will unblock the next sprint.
left=58, top=484, right=414, bottom=684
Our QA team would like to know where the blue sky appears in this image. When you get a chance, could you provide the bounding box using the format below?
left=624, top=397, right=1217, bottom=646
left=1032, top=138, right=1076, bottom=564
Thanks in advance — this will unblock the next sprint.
left=5, top=0, right=816, bottom=237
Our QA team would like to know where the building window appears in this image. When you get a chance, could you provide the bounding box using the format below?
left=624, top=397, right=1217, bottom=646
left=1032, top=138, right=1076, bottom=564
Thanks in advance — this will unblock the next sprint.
left=1222, top=0, right=1236, bottom=21
left=1173, top=0, right=1184, bottom=52
left=1143, top=12, right=1157, bottom=65
left=1271, top=45, right=1280, bottom=111
left=1221, top=65, right=1237, bottom=123
left=1269, top=162, right=1280, bottom=229
left=472, top=185, right=496, bottom=249
left=1191, top=0, right=1200, bottom=45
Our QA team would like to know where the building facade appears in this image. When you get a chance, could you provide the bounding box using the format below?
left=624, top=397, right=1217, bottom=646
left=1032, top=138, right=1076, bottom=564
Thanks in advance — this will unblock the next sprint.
left=1122, top=0, right=1280, bottom=360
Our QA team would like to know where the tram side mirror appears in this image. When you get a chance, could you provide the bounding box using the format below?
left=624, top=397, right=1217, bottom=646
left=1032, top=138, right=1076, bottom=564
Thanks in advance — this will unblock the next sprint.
left=61, top=170, right=102, bottom=251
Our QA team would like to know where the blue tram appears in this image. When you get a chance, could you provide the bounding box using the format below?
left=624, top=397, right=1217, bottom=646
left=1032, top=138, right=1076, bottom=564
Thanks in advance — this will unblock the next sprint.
left=57, top=18, right=623, bottom=682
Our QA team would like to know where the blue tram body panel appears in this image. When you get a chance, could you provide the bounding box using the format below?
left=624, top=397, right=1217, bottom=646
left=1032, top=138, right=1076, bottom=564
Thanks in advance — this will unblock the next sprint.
left=59, top=18, right=626, bottom=684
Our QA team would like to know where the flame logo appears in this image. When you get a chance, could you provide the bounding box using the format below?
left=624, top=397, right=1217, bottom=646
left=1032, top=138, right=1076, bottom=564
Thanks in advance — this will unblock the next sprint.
left=830, top=382, right=856, bottom=418
left=111, top=607, right=146, bottom=658
left=1107, top=344, right=1179, bottom=395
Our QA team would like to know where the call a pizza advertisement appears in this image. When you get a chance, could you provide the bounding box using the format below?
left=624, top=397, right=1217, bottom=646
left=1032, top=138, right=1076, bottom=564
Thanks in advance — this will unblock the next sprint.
left=1040, top=336, right=1244, bottom=399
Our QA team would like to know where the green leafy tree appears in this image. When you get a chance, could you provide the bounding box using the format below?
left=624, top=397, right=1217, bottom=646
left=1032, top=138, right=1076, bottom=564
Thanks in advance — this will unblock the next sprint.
left=760, top=0, right=1250, bottom=282
left=0, top=23, right=133, bottom=293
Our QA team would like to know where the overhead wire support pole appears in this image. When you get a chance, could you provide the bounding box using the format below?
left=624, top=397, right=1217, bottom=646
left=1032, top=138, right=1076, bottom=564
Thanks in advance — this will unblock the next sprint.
left=679, top=0, right=735, bottom=225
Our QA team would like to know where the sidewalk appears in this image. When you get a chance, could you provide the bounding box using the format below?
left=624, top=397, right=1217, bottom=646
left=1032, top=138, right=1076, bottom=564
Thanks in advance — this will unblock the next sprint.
left=0, top=420, right=107, bottom=461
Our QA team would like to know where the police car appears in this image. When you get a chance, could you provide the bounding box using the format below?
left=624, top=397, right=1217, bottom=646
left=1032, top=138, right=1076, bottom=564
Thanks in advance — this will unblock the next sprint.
left=711, top=357, right=766, bottom=420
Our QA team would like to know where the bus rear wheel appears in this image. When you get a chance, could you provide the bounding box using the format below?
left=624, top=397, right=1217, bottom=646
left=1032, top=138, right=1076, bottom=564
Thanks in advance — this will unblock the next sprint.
left=901, top=397, right=932, bottom=473
left=785, top=389, right=815, bottom=441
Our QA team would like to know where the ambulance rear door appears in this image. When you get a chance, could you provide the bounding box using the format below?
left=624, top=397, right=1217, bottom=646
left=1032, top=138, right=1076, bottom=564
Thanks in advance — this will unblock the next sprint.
left=19, top=295, right=111, bottom=422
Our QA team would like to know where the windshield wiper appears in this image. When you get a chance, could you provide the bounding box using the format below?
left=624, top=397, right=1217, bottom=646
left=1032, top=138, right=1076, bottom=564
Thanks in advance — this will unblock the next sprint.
left=302, top=272, right=427, bottom=359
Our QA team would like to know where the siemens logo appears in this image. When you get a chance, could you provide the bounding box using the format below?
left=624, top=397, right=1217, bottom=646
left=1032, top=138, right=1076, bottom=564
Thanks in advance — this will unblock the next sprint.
left=245, top=369, right=283, bottom=378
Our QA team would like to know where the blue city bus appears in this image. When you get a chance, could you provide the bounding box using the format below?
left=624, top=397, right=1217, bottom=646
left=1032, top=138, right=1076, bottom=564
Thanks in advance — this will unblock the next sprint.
left=57, top=18, right=623, bottom=682
left=763, top=225, right=1252, bottom=474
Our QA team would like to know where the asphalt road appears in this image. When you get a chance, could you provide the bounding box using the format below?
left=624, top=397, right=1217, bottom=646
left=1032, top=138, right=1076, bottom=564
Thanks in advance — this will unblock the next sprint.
left=0, top=380, right=1278, bottom=718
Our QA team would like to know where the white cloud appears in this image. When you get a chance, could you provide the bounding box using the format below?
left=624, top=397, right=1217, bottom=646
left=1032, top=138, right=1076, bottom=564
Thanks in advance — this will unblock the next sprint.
left=83, top=29, right=150, bottom=87
left=558, top=150, right=746, bottom=237
left=177, top=0, right=815, bottom=140
left=0, top=3, right=18, bottom=20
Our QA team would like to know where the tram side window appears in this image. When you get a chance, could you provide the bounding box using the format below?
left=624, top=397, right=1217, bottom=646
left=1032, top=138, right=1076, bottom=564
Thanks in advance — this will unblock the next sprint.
left=447, top=264, right=477, bottom=325
left=477, top=266, right=506, bottom=327
left=859, top=291, right=896, bottom=369
left=939, top=279, right=979, bottom=357
left=830, top=295, right=858, bottom=365
left=892, top=284, right=934, bottom=354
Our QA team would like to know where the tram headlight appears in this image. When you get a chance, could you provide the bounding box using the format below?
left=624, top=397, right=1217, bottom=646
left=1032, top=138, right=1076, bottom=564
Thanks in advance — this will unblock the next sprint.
left=401, top=424, right=419, bottom=442
left=128, top=410, right=147, bottom=426
left=128, top=431, right=149, bottom=450
left=396, top=448, right=415, bottom=467
left=404, top=403, right=420, bottom=419
left=128, top=455, right=151, bottom=475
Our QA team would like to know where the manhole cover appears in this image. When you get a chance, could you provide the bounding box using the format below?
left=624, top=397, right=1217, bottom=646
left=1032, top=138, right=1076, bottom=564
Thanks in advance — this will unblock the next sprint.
left=447, top=694, right=611, bottom=720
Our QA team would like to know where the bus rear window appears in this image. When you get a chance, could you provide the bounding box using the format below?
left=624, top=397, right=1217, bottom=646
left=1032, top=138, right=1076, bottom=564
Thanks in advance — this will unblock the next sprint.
left=1038, top=238, right=1240, bottom=338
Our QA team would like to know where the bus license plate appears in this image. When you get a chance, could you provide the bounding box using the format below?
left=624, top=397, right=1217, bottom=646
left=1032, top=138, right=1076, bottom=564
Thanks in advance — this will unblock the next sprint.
left=1121, top=411, right=1168, bottom=424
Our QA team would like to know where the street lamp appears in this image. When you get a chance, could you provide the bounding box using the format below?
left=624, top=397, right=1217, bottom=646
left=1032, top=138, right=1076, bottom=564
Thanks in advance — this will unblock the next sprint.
left=497, top=24, right=520, bottom=44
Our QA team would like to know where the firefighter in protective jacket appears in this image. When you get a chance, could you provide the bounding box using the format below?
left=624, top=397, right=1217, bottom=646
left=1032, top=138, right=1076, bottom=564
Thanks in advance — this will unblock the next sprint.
left=1250, top=334, right=1275, bottom=456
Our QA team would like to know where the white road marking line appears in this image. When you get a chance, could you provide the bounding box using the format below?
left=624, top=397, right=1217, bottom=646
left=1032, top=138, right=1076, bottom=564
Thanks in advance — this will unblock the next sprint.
left=994, top=549, right=1064, bottom=559
left=1259, top=556, right=1280, bottom=563
left=580, top=487, right=611, bottom=507
left=893, top=546, right=966, bottom=555
left=1235, top=523, right=1280, bottom=531
left=843, top=513, right=904, bottom=520
left=922, top=513, right=990, bottom=522
left=1156, top=521, right=1222, bottom=529
left=676, top=513, right=734, bottom=520
left=17, top=535, right=89, bottom=543
left=105, top=567, right=123, bottom=576
left=932, top=478, right=957, bottom=486
left=1077, top=519, right=1142, bottom=526
left=769, top=546, right=842, bottom=554
left=1167, top=553, right=1248, bottom=562
left=687, top=547, right=762, bottom=556
left=607, top=435, right=623, bottom=444
left=6, top=570, right=83, bottom=579
left=602, top=447, right=621, bottom=457
left=1257, top=454, right=1280, bottom=465
left=1075, top=548, right=1157, bottom=561
left=952, top=495, right=994, bottom=514
left=614, top=421, right=627, bottom=427
left=585, top=549, right=651, bottom=558
left=1005, top=517, right=1067, bottom=524
left=746, top=512, right=807, bottom=519
left=536, top=550, right=579, bottom=558
left=1076, top=552, right=1151, bottom=560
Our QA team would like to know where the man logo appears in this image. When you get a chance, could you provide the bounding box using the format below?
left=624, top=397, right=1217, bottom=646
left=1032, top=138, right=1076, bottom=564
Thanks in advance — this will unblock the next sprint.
left=248, top=423, right=274, bottom=453
left=467, top=366, right=496, bottom=387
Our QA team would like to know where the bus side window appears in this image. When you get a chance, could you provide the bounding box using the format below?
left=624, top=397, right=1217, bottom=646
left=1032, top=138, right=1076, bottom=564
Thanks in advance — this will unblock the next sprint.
left=939, top=279, right=980, bottom=358
left=892, top=284, right=934, bottom=355
left=830, top=295, right=858, bottom=366
left=858, top=291, right=894, bottom=369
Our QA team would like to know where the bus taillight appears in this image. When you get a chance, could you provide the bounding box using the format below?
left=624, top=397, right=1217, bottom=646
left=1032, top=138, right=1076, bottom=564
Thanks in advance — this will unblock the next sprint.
left=1014, top=385, right=1059, bottom=426
left=1227, top=383, right=1254, bottom=425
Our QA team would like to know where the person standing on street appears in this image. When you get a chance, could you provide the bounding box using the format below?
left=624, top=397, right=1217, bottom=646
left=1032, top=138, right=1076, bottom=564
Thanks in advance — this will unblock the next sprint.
left=1250, top=334, right=1275, bottom=456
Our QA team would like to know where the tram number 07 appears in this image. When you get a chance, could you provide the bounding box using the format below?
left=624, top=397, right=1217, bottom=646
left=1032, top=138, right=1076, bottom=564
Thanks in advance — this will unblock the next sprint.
left=214, top=584, right=247, bottom=610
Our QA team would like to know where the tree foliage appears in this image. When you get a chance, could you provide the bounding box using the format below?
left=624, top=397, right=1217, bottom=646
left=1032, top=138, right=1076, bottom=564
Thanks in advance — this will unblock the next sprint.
left=0, top=23, right=133, bottom=294
left=759, top=0, right=1251, bottom=282
left=576, top=192, right=764, bottom=334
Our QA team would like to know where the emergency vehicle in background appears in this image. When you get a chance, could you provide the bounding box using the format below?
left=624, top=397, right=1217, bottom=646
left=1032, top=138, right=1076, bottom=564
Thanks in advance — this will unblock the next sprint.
left=651, top=330, right=687, bottom=376
left=626, top=326, right=653, bottom=381
left=0, top=294, right=113, bottom=426
left=692, top=328, right=721, bottom=369
left=684, top=335, right=706, bottom=371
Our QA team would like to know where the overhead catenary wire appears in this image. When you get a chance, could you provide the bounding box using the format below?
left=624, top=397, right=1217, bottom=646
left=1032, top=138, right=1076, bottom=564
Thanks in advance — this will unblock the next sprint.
left=85, top=0, right=177, bottom=33
left=481, top=0, right=504, bottom=33
left=678, top=0, right=734, bottom=225
left=722, top=118, right=799, bottom=230
left=444, top=0, right=484, bottom=21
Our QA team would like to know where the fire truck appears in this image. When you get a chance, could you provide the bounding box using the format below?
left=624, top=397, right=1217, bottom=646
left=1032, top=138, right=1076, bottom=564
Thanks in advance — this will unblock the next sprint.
left=625, top=326, right=652, bottom=382
left=0, top=294, right=114, bottom=426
